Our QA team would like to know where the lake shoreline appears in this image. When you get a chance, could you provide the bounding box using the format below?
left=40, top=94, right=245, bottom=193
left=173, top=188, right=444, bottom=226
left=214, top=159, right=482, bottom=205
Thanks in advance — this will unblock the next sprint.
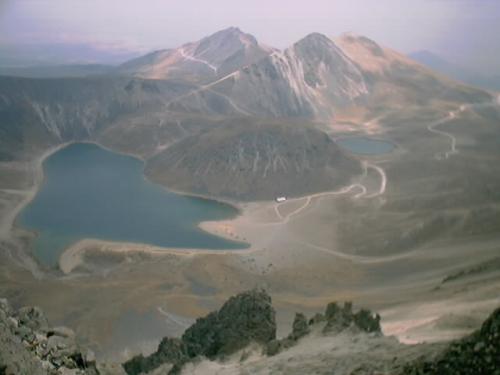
left=4, top=138, right=385, bottom=276
left=79, top=140, right=249, bottom=212
left=0, top=142, right=72, bottom=240
left=7, top=139, right=377, bottom=274
left=14, top=141, right=255, bottom=270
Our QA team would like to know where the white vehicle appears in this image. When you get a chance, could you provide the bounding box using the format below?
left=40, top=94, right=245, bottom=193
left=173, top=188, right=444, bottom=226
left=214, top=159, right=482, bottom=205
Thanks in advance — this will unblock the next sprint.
left=276, top=196, right=287, bottom=202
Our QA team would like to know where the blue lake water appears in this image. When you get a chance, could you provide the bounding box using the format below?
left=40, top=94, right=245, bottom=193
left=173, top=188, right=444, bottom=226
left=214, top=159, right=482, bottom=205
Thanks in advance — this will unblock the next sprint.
left=19, top=143, right=246, bottom=266
left=336, top=137, right=395, bottom=155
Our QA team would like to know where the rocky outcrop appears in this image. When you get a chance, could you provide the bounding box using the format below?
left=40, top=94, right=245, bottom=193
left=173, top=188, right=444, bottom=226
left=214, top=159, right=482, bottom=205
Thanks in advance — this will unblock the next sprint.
left=0, top=298, right=98, bottom=375
left=2, top=292, right=498, bottom=375
left=122, top=338, right=186, bottom=375
left=123, top=289, right=276, bottom=374
left=401, top=306, right=500, bottom=375
left=265, top=312, right=311, bottom=356
left=266, top=301, right=381, bottom=357
left=289, top=313, right=310, bottom=341
left=323, top=301, right=381, bottom=334
left=182, top=288, right=276, bottom=358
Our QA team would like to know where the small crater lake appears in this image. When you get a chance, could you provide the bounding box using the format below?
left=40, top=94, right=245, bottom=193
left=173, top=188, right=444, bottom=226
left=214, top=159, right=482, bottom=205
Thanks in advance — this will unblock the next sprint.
left=336, top=137, right=395, bottom=155
left=19, top=143, right=247, bottom=266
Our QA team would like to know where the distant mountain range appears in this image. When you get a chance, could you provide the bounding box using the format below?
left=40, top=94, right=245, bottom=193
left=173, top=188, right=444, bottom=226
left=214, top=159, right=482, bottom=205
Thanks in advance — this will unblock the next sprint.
left=408, top=50, right=500, bottom=92
left=0, top=28, right=494, bottom=200
left=3, top=37, right=498, bottom=93
left=0, top=42, right=143, bottom=68
left=114, top=28, right=486, bottom=122
left=0, top=64, right=115, bottom=78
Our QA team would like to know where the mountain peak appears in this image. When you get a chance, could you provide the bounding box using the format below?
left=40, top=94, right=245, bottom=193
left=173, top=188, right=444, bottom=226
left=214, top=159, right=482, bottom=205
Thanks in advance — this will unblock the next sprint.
left=298, top=32, right=333, bottom=45
left=208, top=26, right=243, bottom=38
left=201, top=26, right=258, bottom=47
left=118, top=26, right=271, bottom=82
left=220, top=26, right=243, bottom=34
left=337, top=33, right=385, bottom=57
left=291, top=32, right=348, bottom=63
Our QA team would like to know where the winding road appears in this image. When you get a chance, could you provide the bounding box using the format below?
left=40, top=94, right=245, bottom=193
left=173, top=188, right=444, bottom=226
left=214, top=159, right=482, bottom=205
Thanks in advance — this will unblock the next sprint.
left=427, top=96, right=500, bottom=159
left=162, top=69, right=251, bottom=116
left=274, top=183, right=367, bottom=223
left=291, top=237, right=426, bottom=264
left=274, top=95, right=500, bottom=263
left=364, top=163, right=387, bottom=198
left=179, top=47, right=218, bottom=73
left=275, top=95, right=500, bottom=225
left=427, top=107, right=463, bottom=159
left=274, top=160, right=387, bottom=223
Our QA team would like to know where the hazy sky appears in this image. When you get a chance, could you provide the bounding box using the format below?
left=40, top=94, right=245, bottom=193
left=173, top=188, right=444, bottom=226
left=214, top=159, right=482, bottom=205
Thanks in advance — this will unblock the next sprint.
left=1, top=0, right=499, bottom=72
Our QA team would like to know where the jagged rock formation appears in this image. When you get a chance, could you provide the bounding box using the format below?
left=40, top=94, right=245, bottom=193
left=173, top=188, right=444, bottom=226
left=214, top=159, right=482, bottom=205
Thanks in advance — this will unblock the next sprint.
left=123, top=289, right=276, bottom=374
left=401, top=306, right=500, bottom=375
left=182, top=288, right=276, bottom=357
left=123, top=291, right=388, bottom=374
left=323, top=301, right=381, bottom=333
left=266, top=300, right=381, bottom=357
left=122, top=338, right=187, bottom=375
left=265, top=312, right=310, bottom=356
left=1, top=292, right=498, bottom=375
left=0, top=298, right=98, bottom=375
left=289, top=313, right=310, bottom=341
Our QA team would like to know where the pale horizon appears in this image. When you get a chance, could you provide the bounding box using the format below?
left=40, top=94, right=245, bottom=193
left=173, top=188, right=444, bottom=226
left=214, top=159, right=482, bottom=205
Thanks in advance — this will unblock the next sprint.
left=1, top=0, right=500, bottom=73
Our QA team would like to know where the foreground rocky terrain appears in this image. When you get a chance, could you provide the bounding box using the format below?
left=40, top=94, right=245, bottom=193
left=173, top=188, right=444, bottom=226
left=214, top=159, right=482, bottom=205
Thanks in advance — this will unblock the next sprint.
left=0, top=298, right=98, bottom=375
left=2, top=290, right=498, bottom=374
left=402, top=306, right=500, bottom=375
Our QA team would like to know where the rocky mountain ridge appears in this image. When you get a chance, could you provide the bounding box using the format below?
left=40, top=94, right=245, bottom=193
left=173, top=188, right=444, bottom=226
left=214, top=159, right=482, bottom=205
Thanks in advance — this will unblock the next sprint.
left=0, top=27, right=494, bottom=200
left=164, top=30, right=490, bottom=121
left=167, top=32, right=369, bottom=120
left=117, top=27, right=273, bottom=83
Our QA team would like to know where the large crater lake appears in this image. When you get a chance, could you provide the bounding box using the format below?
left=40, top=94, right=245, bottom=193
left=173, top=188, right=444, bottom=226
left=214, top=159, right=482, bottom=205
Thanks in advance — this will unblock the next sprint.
left=19, top=143, right=246, bottom=266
